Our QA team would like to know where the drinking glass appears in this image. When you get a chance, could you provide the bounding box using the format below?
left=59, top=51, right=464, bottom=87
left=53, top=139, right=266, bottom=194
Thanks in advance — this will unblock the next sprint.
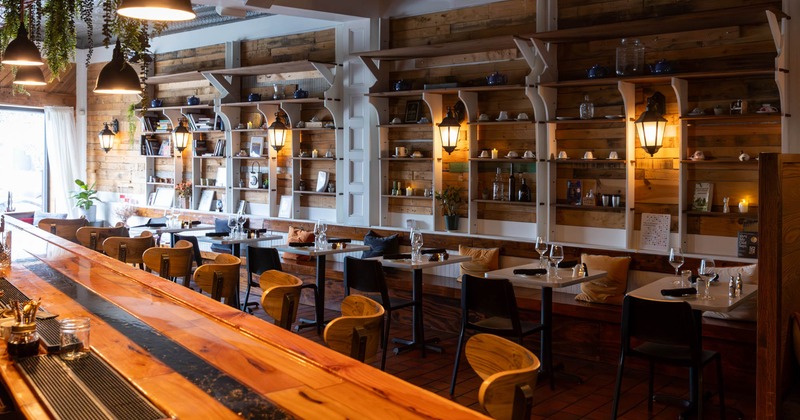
left=411, top=229, right=424, bottom=262
left=534, top=236, right=548, bottom=268
left=698, top=258, right=716, bottom=300
left=549, top=245, right=564, bottom=279
left=236, top=213, right=247, bottom=238
left=227, top=215, right=237, bottom=238
left=669, top=247, right=684, bottom=285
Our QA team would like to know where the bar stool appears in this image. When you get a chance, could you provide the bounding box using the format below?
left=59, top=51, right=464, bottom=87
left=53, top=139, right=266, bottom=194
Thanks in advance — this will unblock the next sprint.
left=260, top=270, right=304, bottom=330
left=193, top=254, right=242, bottom=308
left=324, top=295, right=384, bottom=363
left=76, top=223, right=130, bottom=251
left=37, top=217, right=88, bottom=243
left=102, top=231, right=155, bottom=269
left=142, top=240, right=194, bottom=287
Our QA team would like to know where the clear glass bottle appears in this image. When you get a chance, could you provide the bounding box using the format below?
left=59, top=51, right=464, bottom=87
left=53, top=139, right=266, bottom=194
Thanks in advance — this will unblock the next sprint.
left=517, top=175, right=531, bottom=202
left=580, top=95, right=594, bottom=120
left=616, top=38, right=645, bottom=76
left=492, top=168, right=504, bottom=201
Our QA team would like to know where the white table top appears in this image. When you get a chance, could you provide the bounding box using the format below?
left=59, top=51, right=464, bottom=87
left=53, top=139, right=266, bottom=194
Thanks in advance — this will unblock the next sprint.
left=484, top=263, right=607, bottom=289
left=627, top=276, right=758, bottom=313
left=273, top=243, right=370, bottom=256
left=374, top=254, right=472, bottom=271
left=155, top=224, right=215, bottom=234
left=197, top=234, right=282, bottom=245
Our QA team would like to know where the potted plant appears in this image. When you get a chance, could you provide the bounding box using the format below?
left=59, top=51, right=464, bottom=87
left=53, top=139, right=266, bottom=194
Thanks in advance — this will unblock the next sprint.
left=71, top=179, right=101, bottom=222
left=175, top=180, right=192, bottom=209
left=435, top=185, right=464, bottom=231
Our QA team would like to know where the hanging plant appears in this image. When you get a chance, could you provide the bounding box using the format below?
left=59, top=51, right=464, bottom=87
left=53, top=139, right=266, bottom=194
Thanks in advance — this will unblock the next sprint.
left=42, top=0, right=77, bottom=81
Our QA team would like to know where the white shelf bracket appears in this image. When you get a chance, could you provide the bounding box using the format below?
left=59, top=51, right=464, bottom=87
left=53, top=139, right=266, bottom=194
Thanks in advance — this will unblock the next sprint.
left=311, top=62, right=336, bottom=86
left=203, top=73, right=236, bottom=102
left=357, top=56, right=380, bottom=86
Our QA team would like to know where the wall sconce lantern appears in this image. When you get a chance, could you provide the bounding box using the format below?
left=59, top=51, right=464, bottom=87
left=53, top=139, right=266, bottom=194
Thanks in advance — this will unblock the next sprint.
left=635, top=91, right=667, bottom=157
left=268, top=112, right=288, bottom=152
left=111, top=118, right=120, bottom=134
left=173, top=117, right=191, bottom=153
left=98, top=122, right=115, bottom=153
left=438, top=106, right=460, bottom=154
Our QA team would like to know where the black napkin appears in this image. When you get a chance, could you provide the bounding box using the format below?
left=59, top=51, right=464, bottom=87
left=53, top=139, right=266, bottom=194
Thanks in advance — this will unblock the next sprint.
left=289, top=242, right=314, bottom=247
left=327, top=238, right=352, bottom=243
left=190, top=220, right=201, bottom=226
left=421, top=248, right=447, bottom=255
left=205, top=232, right=227, bottom=237
left=383, top=253, right=411, bottom=260
left=660, top=287, right=698, bottom=297
left=559, top=260, right=579, bottom=269
left=514, top=268, right=547, bottom=276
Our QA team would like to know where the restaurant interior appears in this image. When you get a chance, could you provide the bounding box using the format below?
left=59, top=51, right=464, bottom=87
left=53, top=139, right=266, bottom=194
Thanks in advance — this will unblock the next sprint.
left=0, top=0, right=797, bottom=418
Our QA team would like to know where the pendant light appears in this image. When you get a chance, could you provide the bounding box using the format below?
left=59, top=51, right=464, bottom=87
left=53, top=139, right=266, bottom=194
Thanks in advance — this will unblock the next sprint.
left=13, top=66, right=46, bottom=86
left=117, top=0, right=196, bottom=21
left=94, top=39, right=142, bottom=95
left=635, top=92, right=667, bottom=157
left=98, top=122, right=115, bottom=153
left=438, top=106, right=460, bottom=155
left=2, top=1, right=44, bottom=67
left=268, top=112, right=288, bottom=152
left=173, top=118, right=191, bottom=153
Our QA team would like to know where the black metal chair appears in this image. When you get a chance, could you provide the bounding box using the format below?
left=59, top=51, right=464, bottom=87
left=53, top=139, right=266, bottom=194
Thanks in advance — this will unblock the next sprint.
left=343, top=256, right=415, bottom=371
left=611, top=295, right=726, bottom=419
left=450, top=274, right=544, bottom=396
left=173, top=234, right=203, bottom=269
left=210, top=218, right=233, bottom=254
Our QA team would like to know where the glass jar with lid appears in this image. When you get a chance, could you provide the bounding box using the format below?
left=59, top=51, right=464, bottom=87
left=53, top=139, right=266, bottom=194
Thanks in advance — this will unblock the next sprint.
left=579, top=95, right=594, bottom=120
left=616, top=38, right=645, bottom=76
left=7, top=323, right=39, bottom=359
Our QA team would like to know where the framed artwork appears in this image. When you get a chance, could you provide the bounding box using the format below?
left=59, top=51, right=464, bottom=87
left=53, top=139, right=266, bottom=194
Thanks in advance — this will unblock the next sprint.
left=215, top=167, right=227, bottom=187
left=404, top=100, right=421, bottom=123
left=316, top=171, right=329, bottom=192
left=278, top=195, right=292, bottom=218
left=198, top=190, right=215, bottom=211
left=237, top=200, right=247, bottom=214
left=153, top=187, right=174, bottom=207
left=250, top=136, right=264, bottom=157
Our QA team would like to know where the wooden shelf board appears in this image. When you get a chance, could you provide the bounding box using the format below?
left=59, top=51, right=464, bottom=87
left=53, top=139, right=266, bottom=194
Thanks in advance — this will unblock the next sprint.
left=551, top=159, right=626, bottom=164
left=539, top=69, right=775, bottom=88
left=197, top=186, right=226, bottom=189
left=194, top=155, right=227, bottom=159
left=368, top=84, right=524, bottom=97
left=359, top=35, right=517, bottom=60
left=143, top=154, right=174, bottom=158
left=146, top=71, right=207, bottom=85
left=381, top=195, right=433, bottom=199
left=232, top=156, right=269, bottom=160
left=468, top=120, right=534, bottom=126
left=377, top=123, right=430, bottom=128
left=547, top=118, right=626, bottom=123
left=684, top=210, right=758, bottom=218
left=380, top=157, right=432, bottom=161
left=293, top=191, right=336, bottom=196
left=554, top=204, right=625, bottom=212
left=293, top=127, right=337, bottom=131
left=232, top=187, right=269, bottom=192
left=473, top=199, right=534, bottom=206
left=526, top=5, right=785, bottom=44
left=679, top=159, right=759, bottom=164
left=291, top=157, right=337, bottom=161
left=681, top=113, right=781, bottom=121
left=469, top=158, right=537, bottom=163
left=203, top=60, right=335, bottom=77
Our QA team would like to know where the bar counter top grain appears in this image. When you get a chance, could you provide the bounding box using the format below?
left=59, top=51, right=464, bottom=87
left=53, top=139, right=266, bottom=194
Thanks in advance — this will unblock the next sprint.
left=0, top=217, right=487, bottom=419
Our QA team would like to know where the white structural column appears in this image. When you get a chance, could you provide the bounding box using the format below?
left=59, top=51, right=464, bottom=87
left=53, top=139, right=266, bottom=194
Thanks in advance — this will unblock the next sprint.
left=338, top=18, right=385, bottom=226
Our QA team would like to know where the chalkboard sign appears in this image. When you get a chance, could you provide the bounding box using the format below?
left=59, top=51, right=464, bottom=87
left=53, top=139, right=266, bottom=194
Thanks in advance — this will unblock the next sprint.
left=737, top=231, right=758, bottom=258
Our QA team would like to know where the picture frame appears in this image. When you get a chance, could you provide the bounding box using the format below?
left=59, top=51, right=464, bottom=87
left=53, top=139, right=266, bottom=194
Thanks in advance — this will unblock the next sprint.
left=404, top=100, right=421, bottom=123
left=198, top=190, right=215, bottom=211
left=278, top=195, right=292, bottom=218
left=237, top=200, right=247, bottom=214
left=250, top=136, right=264, bottom=157
left=153, top=187, right=174, bottom=207
left=215, top=167, right=227, bottom=187
left=316, top=171, right=329, bottom=192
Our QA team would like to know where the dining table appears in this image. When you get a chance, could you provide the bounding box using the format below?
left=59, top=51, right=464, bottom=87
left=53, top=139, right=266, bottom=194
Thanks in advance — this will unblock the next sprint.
left=484, top=262, right=607, bottom=389
left=273, top=243, right=370, bottom=334
left=627, top=275, right=758, bottom=413
left=197, top=233, right=281, bottom=258
left=373, top=254, right=471, bottom=356
left=154, top=223, right=214, bottom=246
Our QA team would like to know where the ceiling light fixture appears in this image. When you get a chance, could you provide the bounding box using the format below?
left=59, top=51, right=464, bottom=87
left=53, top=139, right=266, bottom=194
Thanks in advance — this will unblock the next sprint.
left=13, top=66, right=46, bottom=86
left=94, top=39, right=142, bottom=95
left=117, top=0, right=196, bottom=21
left=2, top=1, right=44, bottom=67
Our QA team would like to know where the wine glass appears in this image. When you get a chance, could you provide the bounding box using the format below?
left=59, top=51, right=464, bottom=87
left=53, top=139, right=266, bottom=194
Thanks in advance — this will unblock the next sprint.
left=227, top=215, right=237, bottom=238
left=698, top=258, right=716, bottom=300
left=549, top=245, right=564, bottom=279
left=534, top=236, right=548, bottom=268
left=313, top=220, right=323, bottom=250
left=236, top=212, right=247, bottom=238
left=411, top=228, right=424, bottom=262
left=669, top=247, right=684, bottom=285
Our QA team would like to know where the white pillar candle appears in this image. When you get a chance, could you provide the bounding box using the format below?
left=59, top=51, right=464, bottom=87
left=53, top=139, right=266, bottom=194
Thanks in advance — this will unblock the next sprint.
left=739, top=199, right=749, bottom=213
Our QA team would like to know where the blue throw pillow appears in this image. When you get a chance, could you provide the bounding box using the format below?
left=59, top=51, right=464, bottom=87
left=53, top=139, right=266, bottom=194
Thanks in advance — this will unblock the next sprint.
left=362, top=230, right=399, bottom=258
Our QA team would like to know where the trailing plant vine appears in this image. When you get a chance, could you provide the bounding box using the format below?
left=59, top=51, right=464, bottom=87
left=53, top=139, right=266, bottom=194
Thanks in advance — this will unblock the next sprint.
left=42, top=0, right=77, bottom=81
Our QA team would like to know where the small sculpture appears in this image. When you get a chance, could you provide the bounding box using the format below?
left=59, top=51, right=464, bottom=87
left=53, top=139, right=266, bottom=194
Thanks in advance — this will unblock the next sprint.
left=722, top=197, right=730, bottom=213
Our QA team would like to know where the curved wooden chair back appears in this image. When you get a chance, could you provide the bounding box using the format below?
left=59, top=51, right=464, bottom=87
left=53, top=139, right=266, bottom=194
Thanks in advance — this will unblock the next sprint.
left=259, top=270, right=303, bottom=330
left=324, top=295, right=384, bottom=363
left=102, top=231, right=155, bottom=268
left=193, top=254, right=242, bottom=308
left=466, top=333, right=540, bottom=420
left=142, top=240, right=194, bottom=286
left=76, top=223, right=130, bottom=251
left=37, top=217, right=87, bottom=243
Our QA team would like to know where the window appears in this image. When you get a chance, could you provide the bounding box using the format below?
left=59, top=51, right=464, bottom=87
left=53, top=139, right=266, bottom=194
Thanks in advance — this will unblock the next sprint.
left=0, top=107, right=46, bottom=212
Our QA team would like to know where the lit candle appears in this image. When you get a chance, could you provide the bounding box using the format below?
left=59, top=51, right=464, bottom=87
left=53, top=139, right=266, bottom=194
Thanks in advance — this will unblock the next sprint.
left=491, top=148, right=498, bottom=159
left=739, top=199, right=749, bottom=213
left=247, top=121, right=252, bottom=129
left=406, top=186, right=413, bottom=196
left=312, top=149, right=318, bottom=158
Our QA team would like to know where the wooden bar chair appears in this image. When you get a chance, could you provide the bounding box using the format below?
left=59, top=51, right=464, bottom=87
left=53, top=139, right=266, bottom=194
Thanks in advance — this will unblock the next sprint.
left=102, top=231, right=155, bottom=269
left=245, top=245, right=319, bottom=314
left=76, top=223, right=130, bottom=251
left=193, top=254, right=242, bottom=309
left=142, top=240, right=194, bottom=287
left=324, top=295, right=385, bottom=363
left=37, top=217, right=87, bottom=243
left=466, top=333, right=540, bottom=420
left=259, top=270, right=304, bottom=330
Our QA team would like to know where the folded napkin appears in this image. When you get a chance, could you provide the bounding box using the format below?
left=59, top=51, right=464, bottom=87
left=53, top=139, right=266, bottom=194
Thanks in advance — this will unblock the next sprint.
left=205, top=232, right=227, bottom=237
left=660, top=287, right=697, bottom=297
left=559, top=260, right=579, bottom=269
left=513, top=268, right=547, bottom=276
left=383, top=253, right=411, bottom=260
left=190, top=220, right=201, bottom=226
left=288, top=242, right=315, bottom=247
left=327, top=238, right=352, bottom=243
left=421, top=248, right=447, bottom=255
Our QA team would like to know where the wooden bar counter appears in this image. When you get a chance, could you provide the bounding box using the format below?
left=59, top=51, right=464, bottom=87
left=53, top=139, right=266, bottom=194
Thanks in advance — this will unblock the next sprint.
left=0, top=217, right=486, bottom=419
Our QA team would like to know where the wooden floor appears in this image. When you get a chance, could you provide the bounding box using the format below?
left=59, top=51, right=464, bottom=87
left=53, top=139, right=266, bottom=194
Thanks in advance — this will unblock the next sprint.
left=242, top=297, right=756, bottom=419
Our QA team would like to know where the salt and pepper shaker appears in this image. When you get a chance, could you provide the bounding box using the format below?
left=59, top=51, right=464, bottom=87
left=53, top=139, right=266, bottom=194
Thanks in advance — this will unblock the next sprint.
left=736, top=273, right=743, bottom=297
left=728, top=276, right=736, bottom=297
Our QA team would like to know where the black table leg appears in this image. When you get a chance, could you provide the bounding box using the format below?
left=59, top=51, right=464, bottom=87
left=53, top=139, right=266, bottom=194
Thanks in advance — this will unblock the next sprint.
left=232, top=244, right=241, bottom=258
left=296, top=254, right=326, bottom=334
left=537, top=286, right=582, bottom=389
left=392, top=268, right=441, bottom=355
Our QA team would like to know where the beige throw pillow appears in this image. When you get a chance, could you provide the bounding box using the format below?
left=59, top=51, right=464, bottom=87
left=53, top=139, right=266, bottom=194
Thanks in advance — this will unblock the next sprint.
left=458, top=245, right=500, bottom=280
left=575, top=254, right=631, bottom=305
